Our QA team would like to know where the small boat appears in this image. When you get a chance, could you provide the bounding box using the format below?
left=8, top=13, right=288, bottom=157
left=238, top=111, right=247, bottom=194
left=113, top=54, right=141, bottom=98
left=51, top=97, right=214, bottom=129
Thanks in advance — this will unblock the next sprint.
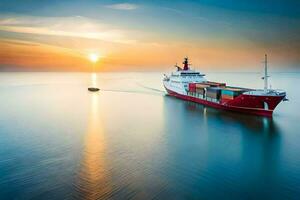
left=88, top=87, right=100, bottom=92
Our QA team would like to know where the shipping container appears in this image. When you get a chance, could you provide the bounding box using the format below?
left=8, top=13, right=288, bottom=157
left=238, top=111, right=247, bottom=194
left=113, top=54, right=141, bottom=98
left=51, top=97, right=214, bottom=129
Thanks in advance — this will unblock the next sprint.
left=189, top=88, right=196, bottom=92
left=205, top=81, right=226, bottom=87
left=206, top=87, right=221, bottom=99
left=195, top=83, right=210, bottom=89
left=221, top=87, right=247, bottom=97
left=220, top=87, right=249, bottom=100
left=196, top=88, right=204, bottom=94
left=207, top=92, right=219, bottom=99
left=207, top=87, right=222, bottom=92
left=189, top=86, right=196, bottom=92
left=221, top=94, right=235, bottom=100
left=222, top=86, right=250, bottom=92
left=221, top=90, right=236, bottom=96
left=188, top=83, right=196, bottom=92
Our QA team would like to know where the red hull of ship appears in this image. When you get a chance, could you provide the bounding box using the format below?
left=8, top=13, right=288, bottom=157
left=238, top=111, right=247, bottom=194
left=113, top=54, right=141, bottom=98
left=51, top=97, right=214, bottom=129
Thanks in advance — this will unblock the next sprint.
left=165, top=88, right=285, bottom=117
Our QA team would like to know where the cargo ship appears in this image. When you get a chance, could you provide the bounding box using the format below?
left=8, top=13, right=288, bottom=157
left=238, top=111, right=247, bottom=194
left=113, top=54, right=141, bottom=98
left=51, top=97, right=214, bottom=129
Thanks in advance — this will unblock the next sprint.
left=163, top=55, right=287, bottom=117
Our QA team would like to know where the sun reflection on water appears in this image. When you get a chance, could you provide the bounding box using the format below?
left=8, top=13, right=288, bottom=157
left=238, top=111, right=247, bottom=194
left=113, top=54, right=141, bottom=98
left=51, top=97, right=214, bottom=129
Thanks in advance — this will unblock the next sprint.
left=91, top=73, right=97, bottom=88
left=75, top=93, right=111, bottom=199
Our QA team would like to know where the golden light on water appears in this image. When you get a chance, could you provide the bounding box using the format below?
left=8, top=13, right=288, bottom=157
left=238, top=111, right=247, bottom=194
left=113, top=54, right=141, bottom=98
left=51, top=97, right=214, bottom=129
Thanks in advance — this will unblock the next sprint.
left=76, top=93, right=111, bottom=199
left=91, top=73, right=97, bottom=87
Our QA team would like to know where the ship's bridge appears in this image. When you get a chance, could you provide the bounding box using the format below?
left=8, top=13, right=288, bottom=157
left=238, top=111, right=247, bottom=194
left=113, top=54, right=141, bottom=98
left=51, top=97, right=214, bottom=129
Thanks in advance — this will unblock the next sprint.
left=170, top=70, right=206, bottom=81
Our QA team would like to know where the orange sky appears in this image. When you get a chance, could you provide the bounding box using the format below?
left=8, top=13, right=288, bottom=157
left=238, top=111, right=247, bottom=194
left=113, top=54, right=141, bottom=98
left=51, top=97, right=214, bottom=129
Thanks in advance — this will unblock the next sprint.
left=0, top=1, right=299, bottom=71
left=1, top=37, right=298, bottom=72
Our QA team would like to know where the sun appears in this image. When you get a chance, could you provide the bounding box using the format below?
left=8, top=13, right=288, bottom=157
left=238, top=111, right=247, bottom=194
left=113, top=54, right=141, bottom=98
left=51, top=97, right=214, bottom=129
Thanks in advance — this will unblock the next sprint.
left=89, top=53, right=99, bottom=63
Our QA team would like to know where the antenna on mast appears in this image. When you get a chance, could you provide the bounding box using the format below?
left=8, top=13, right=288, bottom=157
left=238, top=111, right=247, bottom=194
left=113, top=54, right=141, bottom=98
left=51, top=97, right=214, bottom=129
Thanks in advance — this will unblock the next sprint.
left=263, top=54, right=269, bottom=92
left=174, top=62, right=182, bottom=71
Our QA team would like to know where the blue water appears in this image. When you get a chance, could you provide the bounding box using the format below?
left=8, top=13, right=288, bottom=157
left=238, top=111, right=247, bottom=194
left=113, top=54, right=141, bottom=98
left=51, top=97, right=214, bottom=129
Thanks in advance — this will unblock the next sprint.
left=0, top=72, right=299, bottom=199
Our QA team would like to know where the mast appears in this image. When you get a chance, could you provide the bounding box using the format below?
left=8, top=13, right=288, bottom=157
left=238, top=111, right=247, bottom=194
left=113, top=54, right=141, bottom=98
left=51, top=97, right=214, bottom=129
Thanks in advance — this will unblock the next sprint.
left=183, top=57, right=189, bottom=70
left=264, top=54, right=268, bottom=92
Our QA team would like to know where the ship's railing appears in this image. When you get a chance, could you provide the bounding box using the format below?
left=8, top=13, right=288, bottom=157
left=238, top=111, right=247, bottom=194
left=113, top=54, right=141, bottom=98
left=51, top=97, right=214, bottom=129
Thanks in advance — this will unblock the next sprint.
left=243, top=89, right=286, bottom=96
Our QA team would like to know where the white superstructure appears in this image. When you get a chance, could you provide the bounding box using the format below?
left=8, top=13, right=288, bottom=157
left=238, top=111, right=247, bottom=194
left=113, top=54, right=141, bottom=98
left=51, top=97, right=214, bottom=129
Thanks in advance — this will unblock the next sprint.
left=163, top=58, right=206, bottom=95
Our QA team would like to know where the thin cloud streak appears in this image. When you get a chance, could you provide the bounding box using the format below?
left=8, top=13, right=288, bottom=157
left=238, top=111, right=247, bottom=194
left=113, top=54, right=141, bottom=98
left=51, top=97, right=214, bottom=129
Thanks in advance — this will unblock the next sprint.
left=0, top=38, right=86, bottom=56
left=105, top=3, right=138, bottom=10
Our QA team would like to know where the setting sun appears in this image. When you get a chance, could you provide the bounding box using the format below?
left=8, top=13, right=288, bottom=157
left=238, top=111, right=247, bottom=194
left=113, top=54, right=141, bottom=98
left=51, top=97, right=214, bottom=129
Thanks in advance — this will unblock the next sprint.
left=89, top=53, right=99, bottom=63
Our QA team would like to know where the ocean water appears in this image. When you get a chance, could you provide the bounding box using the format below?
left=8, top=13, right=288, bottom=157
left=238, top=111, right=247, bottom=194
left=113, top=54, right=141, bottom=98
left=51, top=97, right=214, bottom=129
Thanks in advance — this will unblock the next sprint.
left=0, top=72, right=299, bottom=199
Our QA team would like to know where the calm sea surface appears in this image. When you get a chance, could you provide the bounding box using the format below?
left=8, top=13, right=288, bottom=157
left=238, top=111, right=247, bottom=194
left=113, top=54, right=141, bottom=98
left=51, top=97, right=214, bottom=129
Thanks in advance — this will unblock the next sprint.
left=0, top=72, right=299, bottom=199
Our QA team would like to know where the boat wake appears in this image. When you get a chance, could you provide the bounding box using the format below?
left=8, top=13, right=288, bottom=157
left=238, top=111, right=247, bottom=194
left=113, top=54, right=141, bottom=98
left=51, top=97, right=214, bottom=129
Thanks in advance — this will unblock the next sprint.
left=100, top=89, right=163, bottom=96
left=100, top=81, right=165, bottom=96
left=135, top=82, right=165, bottom=93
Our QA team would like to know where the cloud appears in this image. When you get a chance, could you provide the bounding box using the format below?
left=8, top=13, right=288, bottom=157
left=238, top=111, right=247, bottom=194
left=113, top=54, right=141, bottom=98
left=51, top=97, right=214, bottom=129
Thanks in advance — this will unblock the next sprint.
left=0, top=15, right=137, bottom=44
left=0, top=38, right=40, bottom=47
left=105, top=3, right=138, bottom=10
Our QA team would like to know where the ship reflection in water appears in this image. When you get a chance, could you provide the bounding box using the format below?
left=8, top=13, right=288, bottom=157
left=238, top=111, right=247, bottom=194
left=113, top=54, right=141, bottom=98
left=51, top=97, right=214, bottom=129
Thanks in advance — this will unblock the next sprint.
left=74, top=93, right=111, bottom=199
left=184, top=99, right=280, bottom=134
